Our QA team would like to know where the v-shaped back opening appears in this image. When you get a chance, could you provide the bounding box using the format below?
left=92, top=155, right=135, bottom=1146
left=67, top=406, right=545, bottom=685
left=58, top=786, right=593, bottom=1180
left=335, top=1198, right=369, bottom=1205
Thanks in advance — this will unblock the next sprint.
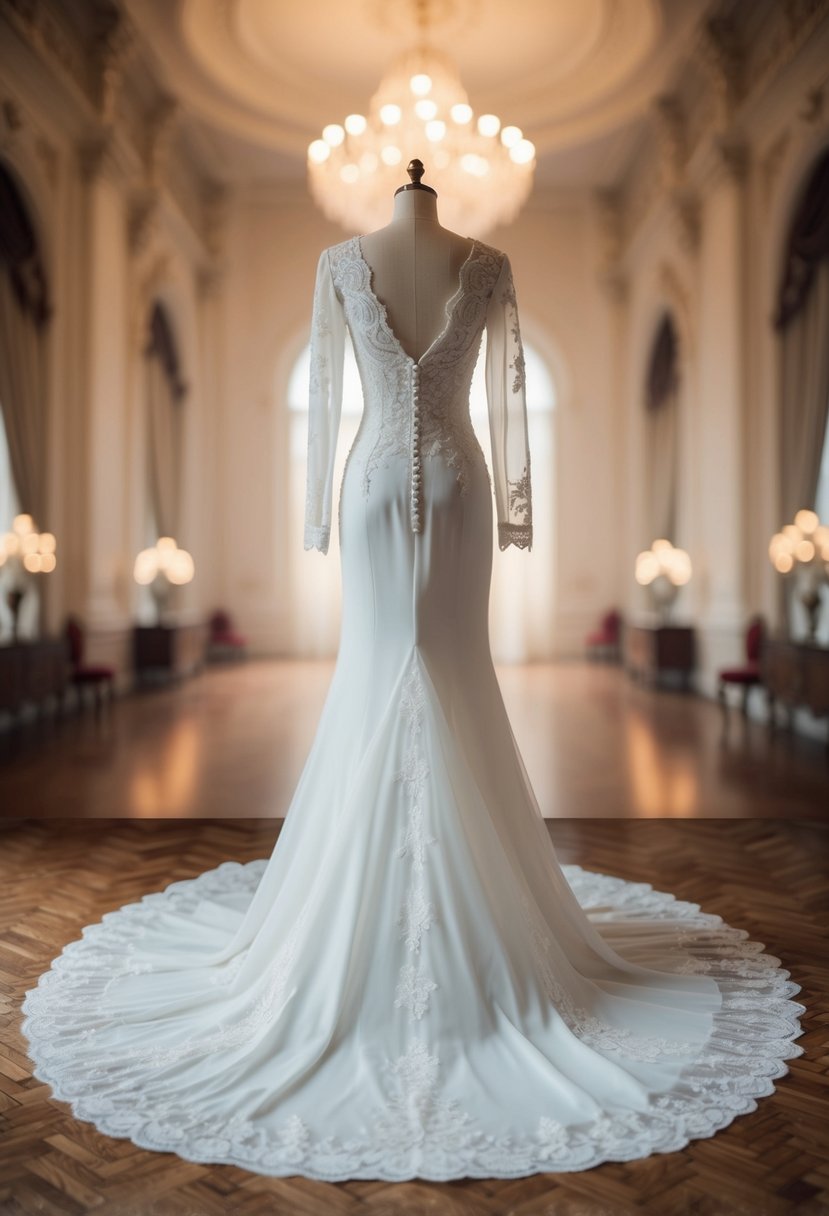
left=354, top=235, right=478, bottom=366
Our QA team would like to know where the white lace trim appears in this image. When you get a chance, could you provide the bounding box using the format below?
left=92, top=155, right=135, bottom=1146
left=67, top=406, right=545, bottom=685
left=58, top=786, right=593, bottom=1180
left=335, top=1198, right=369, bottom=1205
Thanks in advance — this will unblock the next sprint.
left=21, top=861, right=804, bottom=1182
left=393, top=660, right=439, bottom=1016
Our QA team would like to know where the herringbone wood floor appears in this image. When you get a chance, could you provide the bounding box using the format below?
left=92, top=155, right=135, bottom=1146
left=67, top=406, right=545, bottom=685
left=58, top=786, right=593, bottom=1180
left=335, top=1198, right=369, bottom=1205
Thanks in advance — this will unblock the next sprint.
left=0, top=818, right=826, bottom=1216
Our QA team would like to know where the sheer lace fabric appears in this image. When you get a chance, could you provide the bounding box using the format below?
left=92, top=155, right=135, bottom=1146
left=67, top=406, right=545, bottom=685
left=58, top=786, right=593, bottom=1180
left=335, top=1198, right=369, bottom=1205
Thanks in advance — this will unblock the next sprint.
left=22, top=236, right=803, bottom=1181
left=304, top=235, right=532, bottom=553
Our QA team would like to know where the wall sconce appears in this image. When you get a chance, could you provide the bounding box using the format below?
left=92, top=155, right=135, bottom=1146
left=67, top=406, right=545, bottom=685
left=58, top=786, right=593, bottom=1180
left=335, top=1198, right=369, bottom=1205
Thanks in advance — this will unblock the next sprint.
left=769, top=509, right=829, bottom=642
left=0, top=513, right=57, bottom=642
left=134, top=536, right=195, bottom=625
left=635, top=538, right=692, bottom=622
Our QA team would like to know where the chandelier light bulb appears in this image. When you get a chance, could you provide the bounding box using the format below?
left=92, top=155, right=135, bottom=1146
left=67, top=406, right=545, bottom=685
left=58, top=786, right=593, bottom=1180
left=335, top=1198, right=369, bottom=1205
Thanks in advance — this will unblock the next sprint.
left=380, top=103, right=402, bottom=125
left=509, top=139, right=536, bottom=165
left=477, top=113, right=501, bottom=137
left=308, top=139, right=330, bottom=164
left=450, top=103, right=472, bottom=124
left=410, top=73, right=432, bottom=95
left=425, top=119, right=446, bottom=142
left=381, top=145, right=402, bottom=165
left=322, top=123, right=345, bottom=146
left=794, top=508, right=818, bottom=534
left=344, top=113, right=367, bottom=135
left=500, top=125, right=522, bottom=147
left=414, top=98, right=438, bottom=121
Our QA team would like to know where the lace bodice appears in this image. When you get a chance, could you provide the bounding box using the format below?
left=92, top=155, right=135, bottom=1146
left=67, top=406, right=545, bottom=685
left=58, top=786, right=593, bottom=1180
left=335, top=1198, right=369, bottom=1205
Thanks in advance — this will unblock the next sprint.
left=304, top=233, right=532, bottom=554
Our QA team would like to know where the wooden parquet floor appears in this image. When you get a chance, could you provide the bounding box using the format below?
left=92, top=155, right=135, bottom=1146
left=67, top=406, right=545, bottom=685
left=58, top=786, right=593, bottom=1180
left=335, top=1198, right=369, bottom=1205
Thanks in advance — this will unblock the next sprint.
left=0, top=818, right=827, bottom=1216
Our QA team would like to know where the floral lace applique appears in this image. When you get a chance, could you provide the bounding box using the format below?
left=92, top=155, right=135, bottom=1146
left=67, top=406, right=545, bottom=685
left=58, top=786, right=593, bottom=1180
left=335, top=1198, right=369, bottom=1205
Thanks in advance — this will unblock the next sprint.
left=393, top=660, right=439, bottom=1018
left=328, top=238, right=503, bottom=509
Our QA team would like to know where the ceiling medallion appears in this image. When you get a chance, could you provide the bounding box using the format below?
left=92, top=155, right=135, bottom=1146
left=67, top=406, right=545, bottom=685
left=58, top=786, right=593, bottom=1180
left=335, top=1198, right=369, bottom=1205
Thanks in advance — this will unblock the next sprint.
left=307, top=3, right=535, bottom=236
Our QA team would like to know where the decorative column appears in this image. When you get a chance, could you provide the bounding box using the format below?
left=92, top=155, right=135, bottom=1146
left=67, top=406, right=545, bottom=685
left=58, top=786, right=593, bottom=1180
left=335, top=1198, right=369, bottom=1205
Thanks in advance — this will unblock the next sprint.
left=76, top=132, right=134, bottom=632
left=691, top=15, right=751, bottom=686
left=593, top=187, right=631, bottom=609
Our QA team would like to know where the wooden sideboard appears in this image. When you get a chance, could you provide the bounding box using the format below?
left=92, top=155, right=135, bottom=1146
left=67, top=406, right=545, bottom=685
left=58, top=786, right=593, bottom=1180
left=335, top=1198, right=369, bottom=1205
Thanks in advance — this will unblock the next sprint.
left=624, top=623, right=696, bottom=690
left=0, top=639, right=70, bottom=717
left=133, top=623, right=209, bottom=685
left=762, top=637, right=829, bottom=744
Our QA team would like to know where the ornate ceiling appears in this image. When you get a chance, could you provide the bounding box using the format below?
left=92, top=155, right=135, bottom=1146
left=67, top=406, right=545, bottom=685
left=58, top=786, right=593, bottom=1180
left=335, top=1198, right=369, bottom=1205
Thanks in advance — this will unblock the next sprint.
left=124, top=0, right=710, bottom=189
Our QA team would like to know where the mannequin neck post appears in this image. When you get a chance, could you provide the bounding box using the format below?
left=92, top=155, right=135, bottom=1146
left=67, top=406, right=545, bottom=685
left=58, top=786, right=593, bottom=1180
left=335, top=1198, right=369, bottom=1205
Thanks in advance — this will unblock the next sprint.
left=390, top=187, right=440, bottom=226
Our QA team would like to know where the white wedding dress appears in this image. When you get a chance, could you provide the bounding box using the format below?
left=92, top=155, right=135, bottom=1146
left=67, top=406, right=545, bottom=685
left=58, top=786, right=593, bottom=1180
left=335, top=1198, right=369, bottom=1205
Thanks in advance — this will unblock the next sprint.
left=23, top=234, right=803, bottom=1182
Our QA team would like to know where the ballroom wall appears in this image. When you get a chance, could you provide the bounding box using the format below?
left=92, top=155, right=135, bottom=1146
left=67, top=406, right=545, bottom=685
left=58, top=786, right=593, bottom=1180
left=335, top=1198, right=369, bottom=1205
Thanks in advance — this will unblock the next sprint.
left=1, top=1, right=828, bottom=715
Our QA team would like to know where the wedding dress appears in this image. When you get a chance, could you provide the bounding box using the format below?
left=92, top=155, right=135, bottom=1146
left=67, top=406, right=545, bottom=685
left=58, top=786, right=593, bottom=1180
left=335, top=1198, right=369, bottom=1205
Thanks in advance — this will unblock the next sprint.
left=22, top=233, right=803, bottom=1182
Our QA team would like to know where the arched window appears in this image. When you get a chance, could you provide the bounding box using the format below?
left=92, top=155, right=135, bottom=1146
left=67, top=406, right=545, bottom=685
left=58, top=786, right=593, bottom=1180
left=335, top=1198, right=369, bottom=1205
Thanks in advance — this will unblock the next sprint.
left=775, top=146, right=829, bottom=523
left=0, top=160, right=51, bottom=640
left=284, top=333, right=557, bottom=661
left=144, top=301, right=186, bottom=545
left=775, top=146, right=829, bottom=643
left=643, top=312, right=680, bottom=546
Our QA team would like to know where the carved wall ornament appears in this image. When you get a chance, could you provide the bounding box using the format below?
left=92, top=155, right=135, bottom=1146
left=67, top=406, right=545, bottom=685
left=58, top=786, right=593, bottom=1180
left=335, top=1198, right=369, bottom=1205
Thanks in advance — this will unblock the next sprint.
left=695, top=16, right=744, bottom=128
left=4, top=0, right=89, bottom=105
left=2, top=99, right=24, bottom=138
left=762, top=130, right=793, bottom=210
left=670, top=191, right=701, bottom=255
left=145, top=96, right=180, bottom=188
left=129, top=189, right=161, bottom=256
left=799, top=86, right=825, bottom=126
left=34, top=136, right=58, bottom=189
left=652, top=94, right=687, bottom=191
left=92, top=6, right=137, bottom=125
left=76, top=133, right=117, bottom=184
left=715, top=136, right=749, bottom=184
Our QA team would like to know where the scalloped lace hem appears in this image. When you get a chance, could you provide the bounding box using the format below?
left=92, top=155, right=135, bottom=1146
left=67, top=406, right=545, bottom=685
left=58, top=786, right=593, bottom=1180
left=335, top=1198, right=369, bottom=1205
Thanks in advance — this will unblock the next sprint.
left=21, top=862, right=804, bottom=1182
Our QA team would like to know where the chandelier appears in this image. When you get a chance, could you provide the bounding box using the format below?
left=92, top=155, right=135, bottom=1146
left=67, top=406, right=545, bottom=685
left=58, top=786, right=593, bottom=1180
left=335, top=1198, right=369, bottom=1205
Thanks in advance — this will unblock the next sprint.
left=307, top=8, right=536, bottom=237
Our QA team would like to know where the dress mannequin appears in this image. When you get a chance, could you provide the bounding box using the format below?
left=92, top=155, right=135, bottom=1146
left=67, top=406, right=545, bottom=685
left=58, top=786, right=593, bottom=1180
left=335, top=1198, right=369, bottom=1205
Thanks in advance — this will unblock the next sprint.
left=358, top=166, right=474, bottom=365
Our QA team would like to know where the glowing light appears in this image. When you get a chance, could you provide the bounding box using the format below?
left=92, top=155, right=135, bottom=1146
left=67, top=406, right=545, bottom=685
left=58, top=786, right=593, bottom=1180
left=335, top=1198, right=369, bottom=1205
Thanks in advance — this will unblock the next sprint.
left=308, top=140, right=330, bottom=164
left=477, top=113, right=501, bottom=137
left=410, top=73, right=432, bottom=96
left=795, top=509, right=819, bottom=534
left=344, top=113, right=367, bottom=135
left=414, top=98, right=438, bottom=121
left=379, top=103, right=402, bottom=125
left=307, top=48, right=535, bottom=236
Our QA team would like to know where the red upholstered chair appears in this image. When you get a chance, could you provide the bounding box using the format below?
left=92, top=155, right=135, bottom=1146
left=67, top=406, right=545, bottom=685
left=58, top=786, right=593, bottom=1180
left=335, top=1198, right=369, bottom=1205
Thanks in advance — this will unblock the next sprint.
left=65, top=615, right=116, bottom=712
left=585, top=609, right=622, bottom=662
left=208, top=609, right=249, bottom=661
left=717, top=615, right=766, bottom=717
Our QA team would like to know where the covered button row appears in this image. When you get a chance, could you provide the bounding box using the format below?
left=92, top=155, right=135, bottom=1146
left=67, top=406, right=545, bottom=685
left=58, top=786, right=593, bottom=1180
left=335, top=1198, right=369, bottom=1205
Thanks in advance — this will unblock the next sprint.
left=411, top=361, right=422, bottom=532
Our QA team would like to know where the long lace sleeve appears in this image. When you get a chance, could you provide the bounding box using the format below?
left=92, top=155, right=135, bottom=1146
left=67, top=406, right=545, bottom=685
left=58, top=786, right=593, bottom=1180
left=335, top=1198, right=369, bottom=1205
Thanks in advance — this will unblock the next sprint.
left=304, top=248, right=346, bottom=554
left=485, top=253, right=532, bottom=551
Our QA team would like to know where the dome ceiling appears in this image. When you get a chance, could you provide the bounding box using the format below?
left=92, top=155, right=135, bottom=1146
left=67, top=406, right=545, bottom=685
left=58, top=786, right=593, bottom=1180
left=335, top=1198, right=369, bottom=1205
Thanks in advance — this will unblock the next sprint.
left=125, top=0, right=708, bottom=188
